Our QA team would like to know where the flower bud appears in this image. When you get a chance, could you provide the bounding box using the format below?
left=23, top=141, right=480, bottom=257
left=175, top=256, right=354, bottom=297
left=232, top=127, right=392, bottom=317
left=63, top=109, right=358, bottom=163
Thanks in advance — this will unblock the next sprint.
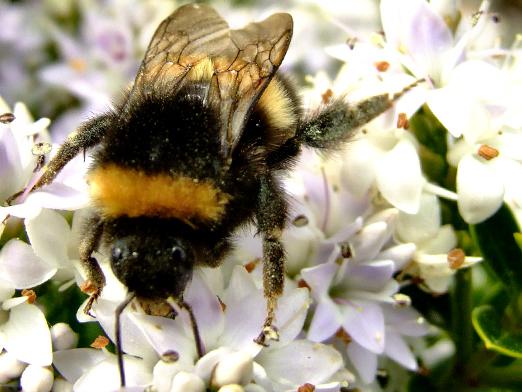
left=170, top=371, right=205, bottom=392
left=20, top=365, right=54, bottom=392
left=153, top=359, right=191, bottom=392
left=244, top=384, right=266, bottom=392
left=0, top=351, right=26, bottom=383
left=218, top=384, right=245, bottom=392
left=212, top=351, right=253, bottom=387
left=50, top=323, right=78, bottom=351
left=52, top=378, right=73, bottom=392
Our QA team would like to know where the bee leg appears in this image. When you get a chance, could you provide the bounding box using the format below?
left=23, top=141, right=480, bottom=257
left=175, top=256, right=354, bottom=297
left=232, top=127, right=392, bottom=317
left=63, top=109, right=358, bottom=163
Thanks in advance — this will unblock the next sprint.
left=254, top=175, right=287, bottom=346
left=296, top=81, right=421, bottom=150
left=32, top=114, right=111, bottom=191
left=78, top=215, right=105, bottom=316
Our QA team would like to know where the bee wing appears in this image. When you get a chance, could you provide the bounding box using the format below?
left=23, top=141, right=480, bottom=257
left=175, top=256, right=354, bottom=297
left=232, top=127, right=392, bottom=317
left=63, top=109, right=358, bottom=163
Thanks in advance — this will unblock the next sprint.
left=133, top=4, right=293, bottom=157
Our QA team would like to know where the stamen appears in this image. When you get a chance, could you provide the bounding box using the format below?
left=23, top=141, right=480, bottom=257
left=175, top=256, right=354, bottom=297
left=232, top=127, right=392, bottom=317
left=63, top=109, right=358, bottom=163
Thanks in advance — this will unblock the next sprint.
left=392, top=293, right=412, bottom=307
left=0, top=112, right=15, bottom=123
left=90, top=335, right=110, bottom=349
left=477, top=144, right=499, bottom=160
left=397, top=112, right=409, bottom=129
left=21, top=289, right=36, bottom=304
left=297, top=383, right=316, bottom=392
left=447, top=248, right=465, bottom=269
left=375, top=61, right=390, bottom=72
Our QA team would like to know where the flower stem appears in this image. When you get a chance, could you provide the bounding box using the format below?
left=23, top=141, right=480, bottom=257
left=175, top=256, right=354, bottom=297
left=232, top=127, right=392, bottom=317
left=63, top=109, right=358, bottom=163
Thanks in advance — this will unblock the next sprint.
left=452, top=268, right=473, bottom=369
left=477, top=362, right=522, bottom=388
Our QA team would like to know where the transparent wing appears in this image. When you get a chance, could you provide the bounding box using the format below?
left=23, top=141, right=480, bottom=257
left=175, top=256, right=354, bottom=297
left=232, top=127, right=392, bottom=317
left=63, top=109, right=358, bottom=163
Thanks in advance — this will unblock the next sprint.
left=132, top=4, right=293, bottom=157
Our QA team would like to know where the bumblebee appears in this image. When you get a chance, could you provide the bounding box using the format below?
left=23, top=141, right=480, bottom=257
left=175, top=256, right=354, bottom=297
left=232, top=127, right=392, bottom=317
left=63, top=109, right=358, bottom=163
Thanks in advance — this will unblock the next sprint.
left=30, top=3, right=412, bottom=386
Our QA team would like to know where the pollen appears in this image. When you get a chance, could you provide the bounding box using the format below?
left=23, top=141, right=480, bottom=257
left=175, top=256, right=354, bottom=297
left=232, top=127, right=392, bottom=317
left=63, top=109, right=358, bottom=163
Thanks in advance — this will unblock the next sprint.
left=397, top=112, right=409, bottom=129
left=88, top=164, right=230, bottom=222
left=447, top=248, right=465, bottom=269
left=375, top=61, right=390, bottom=72
left=478, top=144, right=499, bottom=160
left=69, top=58, right=86, bottom=72
left=90, top=335, right=110, bottom=349
left=21, top=289, right=36, bottom=304
left=297, top=383, right=316, bottom=392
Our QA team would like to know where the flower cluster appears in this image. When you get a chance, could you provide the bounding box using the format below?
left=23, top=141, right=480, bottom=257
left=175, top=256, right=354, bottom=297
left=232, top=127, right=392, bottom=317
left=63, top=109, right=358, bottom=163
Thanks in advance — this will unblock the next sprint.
left=1, top=0, right=521, bottom=391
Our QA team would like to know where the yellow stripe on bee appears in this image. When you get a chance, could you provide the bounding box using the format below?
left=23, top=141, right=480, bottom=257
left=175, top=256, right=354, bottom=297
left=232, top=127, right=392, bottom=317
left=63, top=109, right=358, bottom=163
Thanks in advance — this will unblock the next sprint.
left=187, top=58, right=214, bottom=81
left=257, top=78, right=297, bottom=131
left=88, top=164, right=230, bottom=222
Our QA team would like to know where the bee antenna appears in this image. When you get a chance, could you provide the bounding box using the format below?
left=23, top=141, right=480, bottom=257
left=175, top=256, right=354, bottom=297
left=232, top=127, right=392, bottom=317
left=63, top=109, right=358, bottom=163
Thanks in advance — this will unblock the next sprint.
left=115, top=292, right=136, bottom=387
left=179, top=300, right=205, bottom=358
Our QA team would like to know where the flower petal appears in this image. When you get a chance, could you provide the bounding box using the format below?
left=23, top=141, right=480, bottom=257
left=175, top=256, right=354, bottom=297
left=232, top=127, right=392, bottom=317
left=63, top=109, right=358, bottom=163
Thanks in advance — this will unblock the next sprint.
left=53, top=348, right=102, bottom=383
left=257, top=340, right=343, bottom=388
left=74, top=356, right=151, bottom=391
left=301, top=262, right=338, bottom=300
left=384, top=330, right=418, bottom=370
left=403, top=0, right=453, bottom=81
left=25, top=209, right=71, bottom=268
left=184, top=271, right=225, bottom=349
left=384, top=305, right=429, bottom=337
left=0, top=127, right=28, bottom=201
left=24, top=184, right=89, bottom=211
left=396, top=193, right=441, bottom=243
left=418, top=224, right=456, bottom=253
left=93, top=299, right=157, bottom=363
left=272, top=287, right=309, bottom=345
left=345, top=261, right=395, bottom=292
left=307, top=298, right=342, bottom=342
left=218, top=269, right=265, bottom=354
left=427, top=87, right=491, bottom=143
left=340, top=301, right=385, bottom=353
left=377, top=243, right=416, bottom=272
left=0, top=239, right=56, bottom=288
left=341, top=138, right=380, bottom=198
left=346, top=340, right=378, bottom=384
left=375, top=139, right=422, bottom=213
left=131, top=313, right=196, bottom=362
left=349, top=221, right=392, bottom=263
left=2, top=303, right=52, bottom=366
left=457, top=155, right=504, bottom=223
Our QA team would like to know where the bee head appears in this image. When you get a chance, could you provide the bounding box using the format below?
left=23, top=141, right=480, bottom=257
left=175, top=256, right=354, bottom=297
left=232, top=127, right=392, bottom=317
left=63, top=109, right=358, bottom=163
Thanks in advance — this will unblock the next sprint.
left=106, top=218, right=196, bottom=299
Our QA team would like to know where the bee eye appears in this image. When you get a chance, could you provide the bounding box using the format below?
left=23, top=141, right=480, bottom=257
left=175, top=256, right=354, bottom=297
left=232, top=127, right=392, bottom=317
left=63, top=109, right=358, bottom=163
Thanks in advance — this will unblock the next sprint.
left=111, top=241, right=130, bottom=262
left=171, top=246, right=186, bottom=263
left=112, top=246, right=123, bottom=261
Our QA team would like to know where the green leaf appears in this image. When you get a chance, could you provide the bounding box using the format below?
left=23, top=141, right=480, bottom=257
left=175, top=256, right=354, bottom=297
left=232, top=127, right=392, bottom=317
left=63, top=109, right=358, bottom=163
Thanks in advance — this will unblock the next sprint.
left=409, top=105, right=448, bottom=157
left=470, top=204, right=522, bottom=295
left=514, top=233, right=522, bottom=253
left=409, top=105, right=449, bottom=185
left=472, top=305, right=522, bottom=358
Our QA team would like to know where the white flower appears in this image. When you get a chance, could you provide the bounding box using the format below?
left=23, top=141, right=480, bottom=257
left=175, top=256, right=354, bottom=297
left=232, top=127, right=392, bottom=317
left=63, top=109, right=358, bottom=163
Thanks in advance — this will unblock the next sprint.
left=346, top=304, right=428, bottom=384
left=0, top=351, right=27, bottom=384
left=303, top=53, right=427, bottom=214
left=20, top=364, right=54, bottom=392
left=54, top=266, right=344, bottom=391
left=326, top=0, right=517, bottom=223
left=0, top=97, right=89, bottom=221
left=0, top=303, right=53, bottom=368
left=397, top=194, right=482, bottom=292
left=50, top=323, right=79, bottom=351
left=377, top=0, right=519, bottom=223
left=301, top=208, right=425, bottom=384
left=0, top=97, right=50, bottom=203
